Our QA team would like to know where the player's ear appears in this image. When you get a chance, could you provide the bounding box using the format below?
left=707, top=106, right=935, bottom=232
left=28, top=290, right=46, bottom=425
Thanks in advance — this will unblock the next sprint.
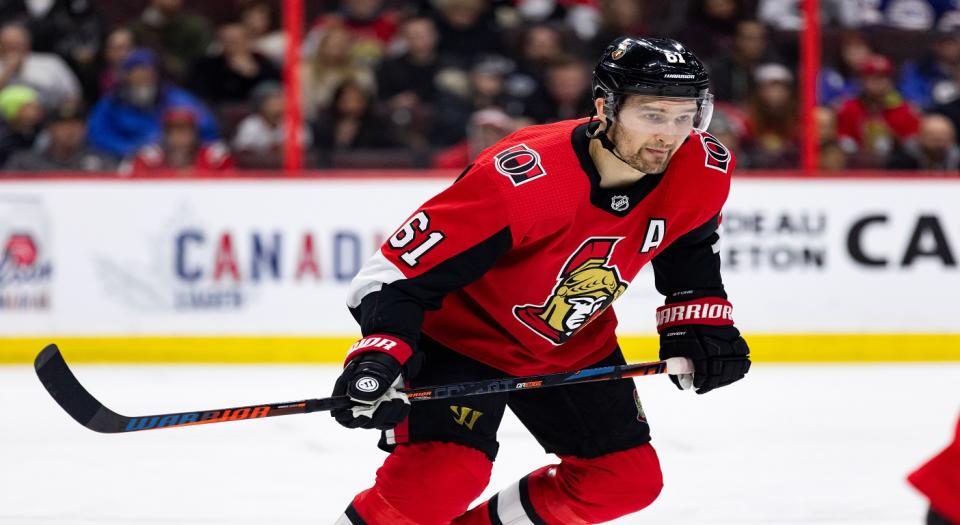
left=594, top=97, right=608, bottom=127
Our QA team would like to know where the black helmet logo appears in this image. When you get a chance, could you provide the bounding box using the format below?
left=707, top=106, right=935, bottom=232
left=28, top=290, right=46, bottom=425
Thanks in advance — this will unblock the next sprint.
left=611, top=41, right=629, bottom=60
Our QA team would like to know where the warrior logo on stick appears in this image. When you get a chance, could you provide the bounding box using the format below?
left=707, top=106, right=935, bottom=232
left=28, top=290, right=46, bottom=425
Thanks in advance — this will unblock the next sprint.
left=514, top=238, right=628, bottom=344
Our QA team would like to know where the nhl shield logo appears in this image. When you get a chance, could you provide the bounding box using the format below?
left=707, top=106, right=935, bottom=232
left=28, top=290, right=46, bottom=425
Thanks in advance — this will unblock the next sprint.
left=611, top=195, right=629, bottom=212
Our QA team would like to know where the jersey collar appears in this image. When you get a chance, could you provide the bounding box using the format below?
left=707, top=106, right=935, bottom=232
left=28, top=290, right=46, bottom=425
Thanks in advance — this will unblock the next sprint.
left=571, top=121, right=666, bottom=217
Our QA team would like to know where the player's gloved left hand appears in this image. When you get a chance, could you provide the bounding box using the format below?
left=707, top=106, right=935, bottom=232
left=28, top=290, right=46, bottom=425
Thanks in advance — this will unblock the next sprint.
left=656, top=298, right=750, bottom=395
left=660, top=324, right=750, bottom=394
left=331, top=335, right=413, bottom=430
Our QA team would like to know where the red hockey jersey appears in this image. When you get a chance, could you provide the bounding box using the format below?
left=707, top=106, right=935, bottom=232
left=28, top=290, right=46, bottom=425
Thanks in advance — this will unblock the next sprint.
left=347, top=118, right=735, bottom=375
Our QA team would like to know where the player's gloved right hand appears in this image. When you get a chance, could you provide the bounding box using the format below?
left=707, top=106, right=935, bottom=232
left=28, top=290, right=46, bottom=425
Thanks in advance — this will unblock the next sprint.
left=331, top=334, right=414, bottom=430
left=656, top=298, right=750, bottom=395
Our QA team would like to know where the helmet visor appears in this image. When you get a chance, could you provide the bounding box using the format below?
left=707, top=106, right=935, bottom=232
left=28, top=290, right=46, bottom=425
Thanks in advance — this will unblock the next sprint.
left=614, top=94, right=714, bottom=136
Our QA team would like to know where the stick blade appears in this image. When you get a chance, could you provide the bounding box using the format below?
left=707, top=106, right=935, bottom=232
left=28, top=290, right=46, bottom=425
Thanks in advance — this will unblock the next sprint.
left=35, top=344, right=128, bottom=433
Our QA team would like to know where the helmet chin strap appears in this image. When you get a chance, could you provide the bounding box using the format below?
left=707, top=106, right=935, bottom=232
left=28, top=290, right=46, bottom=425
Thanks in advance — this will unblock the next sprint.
left=585, top=117, right=640, bottom=172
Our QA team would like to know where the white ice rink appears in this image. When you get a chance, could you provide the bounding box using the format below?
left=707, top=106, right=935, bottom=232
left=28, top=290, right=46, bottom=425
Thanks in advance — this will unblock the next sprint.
left=1, top=363, right=958, bottom=525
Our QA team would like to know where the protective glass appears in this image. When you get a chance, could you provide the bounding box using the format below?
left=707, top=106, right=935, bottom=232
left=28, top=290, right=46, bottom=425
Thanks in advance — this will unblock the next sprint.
left=614, top=94, right=714, bottom=136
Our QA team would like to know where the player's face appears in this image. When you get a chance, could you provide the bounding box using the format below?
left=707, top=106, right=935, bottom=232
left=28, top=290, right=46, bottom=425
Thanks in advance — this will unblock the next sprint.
left=610, top=96, right=699, bottom=174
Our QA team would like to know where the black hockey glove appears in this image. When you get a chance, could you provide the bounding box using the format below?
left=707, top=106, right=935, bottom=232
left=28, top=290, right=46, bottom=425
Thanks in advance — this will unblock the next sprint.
left=331, top=335, right=414, bottom=430
left=656, top=298, right=750, bottom=395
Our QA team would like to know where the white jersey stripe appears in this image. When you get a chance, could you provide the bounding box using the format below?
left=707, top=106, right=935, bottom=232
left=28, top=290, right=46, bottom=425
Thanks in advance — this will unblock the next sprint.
left=346, top=250, right=406, bottom=308
left=495, top=479, right=537, bottom=525
left=333, top=512, right=356, bottom=524
left=384, top=427, right=396, bottom=446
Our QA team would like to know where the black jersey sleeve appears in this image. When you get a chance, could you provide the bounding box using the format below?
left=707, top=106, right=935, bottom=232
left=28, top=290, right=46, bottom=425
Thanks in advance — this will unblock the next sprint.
left=345, top=164, right=515, bottom=349
left=651, top=213, right=726, bottom=304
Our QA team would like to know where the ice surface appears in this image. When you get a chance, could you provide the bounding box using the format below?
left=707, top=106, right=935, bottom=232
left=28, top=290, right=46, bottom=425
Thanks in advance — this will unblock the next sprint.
left=1, top=363, right=957, bottom=524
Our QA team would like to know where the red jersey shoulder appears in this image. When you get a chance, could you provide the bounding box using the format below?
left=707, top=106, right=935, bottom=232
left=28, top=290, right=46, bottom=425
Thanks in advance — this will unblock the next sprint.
left=686, top=130, right=736, bottom=175
left=465, top=119, right=589, bottom=238
left=473, top=119, right=586, bottom=188
left=661, top=131, right=735, bottom=217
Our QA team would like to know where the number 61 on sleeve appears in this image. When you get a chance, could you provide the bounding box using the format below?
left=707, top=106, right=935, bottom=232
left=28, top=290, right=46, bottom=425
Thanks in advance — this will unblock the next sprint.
left=388, top=211, right=446, bottom=267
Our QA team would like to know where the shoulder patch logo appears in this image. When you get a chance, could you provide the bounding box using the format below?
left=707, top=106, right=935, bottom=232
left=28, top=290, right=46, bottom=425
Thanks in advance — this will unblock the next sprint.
left=700, top=133, right=731, bottom=173
left=494, top=143, right=546, bottom=186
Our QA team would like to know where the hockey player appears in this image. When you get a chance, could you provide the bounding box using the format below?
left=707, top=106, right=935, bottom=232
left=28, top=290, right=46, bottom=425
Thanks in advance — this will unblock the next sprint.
left=333, top=36, right=751, bottom=524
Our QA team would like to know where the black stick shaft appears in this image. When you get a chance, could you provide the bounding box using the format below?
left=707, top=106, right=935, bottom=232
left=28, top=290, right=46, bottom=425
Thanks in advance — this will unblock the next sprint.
left=35, top=344, right=675, bottom=434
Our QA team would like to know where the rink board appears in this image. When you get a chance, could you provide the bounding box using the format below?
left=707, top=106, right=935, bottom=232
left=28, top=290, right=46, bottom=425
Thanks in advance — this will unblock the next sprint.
left=1, top=177, right=959, bottom=362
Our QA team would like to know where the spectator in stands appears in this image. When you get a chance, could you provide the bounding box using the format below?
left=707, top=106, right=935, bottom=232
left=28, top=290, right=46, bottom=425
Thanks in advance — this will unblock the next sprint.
left=887, top=114, right=960, bottom=171
left=820, top=31, right=873, bottom=107
left=815, top=106, right=848, bottom=170
left=518, top=24, right=568, bottom=82
left=589, top=0, right=651, bottom=56
left=0, top=23, right=81, bottom=109
left=0, top=0, right=103, bottom=61
left=123, top=107, right=233, bottom=175
left=758, top=0, right=863, bottom=30
left=303, top=23, right=375, bottom=117
left=512, top=0, right=601, bottom=42
left=432, top=55, right=525, bottom=146
left=743, top=63, right=800, bottom=168
left=10, top=0, right=105, bottom=104
left=468, top=56, right=525, bottom=115
left=304, top=0, right=398, bottom=65
left=131, top=0, right=212, bottom=83
left=240, top=2, right=286, bottom=66
left=313, top=77, right=399, bottom=154
left=233, top=82, right=312, bottom=167
left=679, top=0, right=746, bottom=59
left=87, top=49, right=219, bottom=158
left=189, top=23, right=281, bottom=105
left=98, top=28, right=134, bottom=99
left=0, top=84, right=42, bottom=165
left=815, top=106, right=837, bottom=143
left=5, top=102, right=115, bottom=172
left=432, top=108, right=522, bottom=169
left=837, top=54, right=921, bottom=164
left=376, top=16, right=452, bottom=144
left=860, top=0, right=960, bottom=31
left=933, top=67, right=960, bottom=134
left=820, top=142, right=848, bottom=170
left=515, top=24, right=566, bottom=90
left=708, top=19, right=779, bottom=106
left=523, top=55, right=592, bottom=123
left=899, top=28, right=960, bottom=109
left=430, top=0, right=504, bottom=65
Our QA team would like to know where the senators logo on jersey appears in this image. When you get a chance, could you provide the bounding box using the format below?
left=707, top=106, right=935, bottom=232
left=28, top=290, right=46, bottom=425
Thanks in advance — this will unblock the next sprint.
left=514, top=238, right=628, bottom=345
left=494, top=144, right=546, bottom=186
left=699, top=132, right=731, bottom=173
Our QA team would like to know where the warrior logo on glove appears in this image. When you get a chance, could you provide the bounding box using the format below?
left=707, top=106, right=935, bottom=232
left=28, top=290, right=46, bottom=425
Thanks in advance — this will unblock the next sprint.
left=354, top=377, right=380, bottom=393
left=514, top=238, right=628, bottom=344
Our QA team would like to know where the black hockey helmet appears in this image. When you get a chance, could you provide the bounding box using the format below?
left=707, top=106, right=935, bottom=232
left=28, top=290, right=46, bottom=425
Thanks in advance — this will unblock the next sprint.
left=592, top=37, right=713, bottom=130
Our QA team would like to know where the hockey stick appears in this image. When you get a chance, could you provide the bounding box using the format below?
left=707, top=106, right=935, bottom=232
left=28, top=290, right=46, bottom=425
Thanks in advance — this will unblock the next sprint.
left=34, top=344, right=692, bottom=434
